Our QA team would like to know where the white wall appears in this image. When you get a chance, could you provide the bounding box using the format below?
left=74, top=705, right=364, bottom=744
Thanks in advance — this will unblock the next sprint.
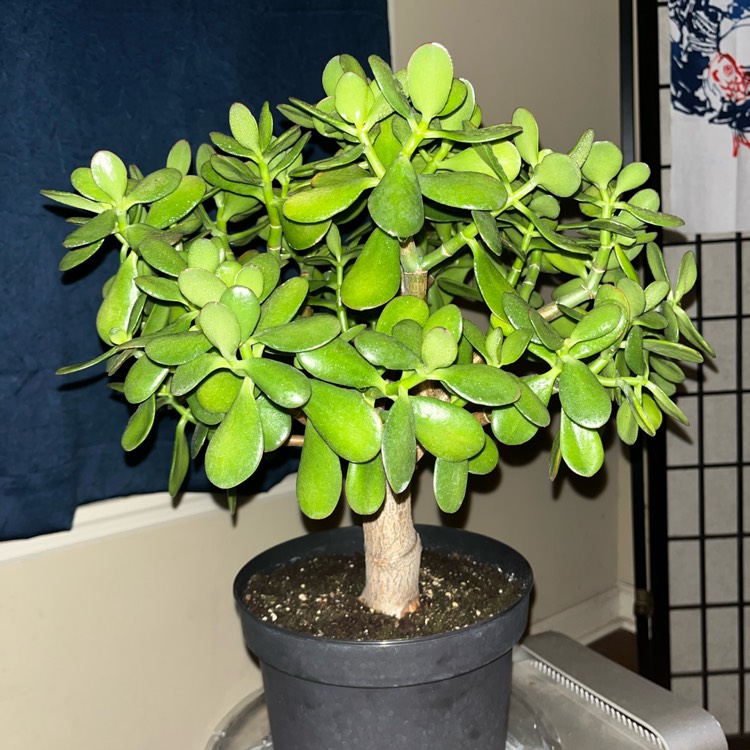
left=0, top=5, right=630, bottom=749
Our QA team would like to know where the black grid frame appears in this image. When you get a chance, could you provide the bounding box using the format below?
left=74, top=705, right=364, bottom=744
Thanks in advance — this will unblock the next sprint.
left=630, top=0, right=749, bottom=739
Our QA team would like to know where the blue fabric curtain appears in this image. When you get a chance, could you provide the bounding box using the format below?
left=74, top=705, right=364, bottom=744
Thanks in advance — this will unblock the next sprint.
left=0, top=0, right=390, bottom=540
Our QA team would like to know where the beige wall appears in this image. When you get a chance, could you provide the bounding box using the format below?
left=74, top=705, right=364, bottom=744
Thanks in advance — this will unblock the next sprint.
left=1, top=5, right=630, bottom=750
left=389, top=0, right=621, bottom=150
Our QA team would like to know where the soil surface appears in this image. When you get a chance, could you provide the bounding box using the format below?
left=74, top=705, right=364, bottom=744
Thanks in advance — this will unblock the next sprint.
left=241, top=549, right=526, bottom=641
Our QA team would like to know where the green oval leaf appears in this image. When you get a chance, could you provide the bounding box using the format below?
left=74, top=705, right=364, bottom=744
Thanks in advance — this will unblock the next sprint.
left=468, top=433, right=499, bottom=475
left=434, top=457, right=469, bottom=513
left=297, top=338, right=384, bottom=390
left=407, top=42, right=454, bottom=122
left=567, top=303, right=627, bottom=359
left=178, top=268, right=228, bottom=308
left=559, top=359, right=612, bottom=428
left=322, top=54, right=366, bottom=96
left=472, top=246, right=515, bottom=321
left=376, top=295, right=430, bottom=334
left=297, top=421, right=342, bottom=520
left=582, top=141, right=623, bottom=189
left=623, top=203, right=683, bottom=228
left=135, top=276, right=187, bottom=305
left=616, top=401, right=639, bottom=445
left=91, top=150, right=128, bottom=203
left=644, top=280, right=671, bottom=311
left=624, top=326, right=646, bottom=376
left=145, top=175, right=206, bottom=229
left=534, top=152, right=581, bottom=197
left=675, top=251, right=697, bottom=302
left=70, top=167, right=111, bottom=202
left=58, top=240, right=105, bottom=271
left=188, top=238, right=222, bottom=272
left=303, top=380, right=382, bottom=462
left=139, top=237, right=188, bottom=277
left=559, top=411, right=604, bottom=477
left=235, top=265, right=264, bottom=298
left=126, top=168, right=182, bottom=206
left=440, top=78, right=476, bottom=130
left=241, top=357, right=311, bottom=409
left=368, top=54, right=412, bottom=119
left=205, top=378, right=264, bottom=488
left=229, top=102, right=260, bottom=153
left=41, top=189, right=105, bottom=214
left=257, top=394, right=292, bottom=452
left=121, top=395, right=156, bottom=451
left=354, top=329, right=422, bottom=370
left=220, top=286, right=261, bottom=342
left=491, top=403, right=539, bottom=446
left=496, top=328, right=529, bottom=367
left=284, top=173, right=375, bottom=223
left=198, top=302, right=240, bottom=360
left=411, top=396, right=485, bottom=461
left=368, top=155, right=424, bottom=238
left=419, top=172, right=506, bottom=210
left=432, top=123, right=522, bottom=144
left=257, top=276, right=309, bottom=330
left=96, top=251, right=140, bottom=344
left=123, top=355, right=169, bottom=404
left=340, top=228, right=401, bottom=310
left=63, top=208, right=117, bottom=248
left=434, top=364, right=520, bottom=406
left=569, top=129, right=595, bottom=167
left=642, top=339, right=703, bottom=363
left=167, top=139, right=192, bottom=175
left=168, top=418, right=191, bottom=497
left=335, top=71, right=374, bottom=126
left=472, top=210, right=503, bottom=255
left=280, top=213, right=331, bottom=251
left=422, top=327, right=457, bottom=370
left=490, top=371, right=552, bottom=445
left=346, top=457, right=386, bottom=516
left=614, top=161, right=650, bottom=196
left=171, top=353, right=228, bottom=396
left=382, top=392, right=416, bottom=493
left=145, top=331, right=212, bottom=366
left=255, top=315, right=340, bottom=353
left=512, top=108, right=539, bottom=166
left=196, top=370, right=243, bottom=414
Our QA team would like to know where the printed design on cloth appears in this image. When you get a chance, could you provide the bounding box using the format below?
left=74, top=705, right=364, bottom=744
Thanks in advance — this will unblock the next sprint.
left=671, top=0, right=750, bottom=157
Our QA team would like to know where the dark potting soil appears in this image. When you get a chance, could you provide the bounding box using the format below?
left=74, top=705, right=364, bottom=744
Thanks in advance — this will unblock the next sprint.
left=241, top=548, right=525, bottom=641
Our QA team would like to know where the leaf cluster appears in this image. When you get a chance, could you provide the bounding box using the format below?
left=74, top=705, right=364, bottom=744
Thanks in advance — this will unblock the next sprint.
left=47, top=44, right=712, bottom=517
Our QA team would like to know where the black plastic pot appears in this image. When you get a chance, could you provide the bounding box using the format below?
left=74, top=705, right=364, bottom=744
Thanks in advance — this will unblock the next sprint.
left=233, top=524, right=533, bottom=750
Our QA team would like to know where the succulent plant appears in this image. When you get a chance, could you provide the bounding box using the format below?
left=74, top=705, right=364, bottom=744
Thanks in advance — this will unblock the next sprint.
left=46, top=43, right=712, bottom=617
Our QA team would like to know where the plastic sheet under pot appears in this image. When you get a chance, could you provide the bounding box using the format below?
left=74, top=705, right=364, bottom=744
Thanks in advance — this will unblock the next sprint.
left=233, top=524, right=533, bottom=750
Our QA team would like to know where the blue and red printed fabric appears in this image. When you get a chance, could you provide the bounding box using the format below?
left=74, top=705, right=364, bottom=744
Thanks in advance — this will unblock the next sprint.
left=670, top=1, right=750, bottom=232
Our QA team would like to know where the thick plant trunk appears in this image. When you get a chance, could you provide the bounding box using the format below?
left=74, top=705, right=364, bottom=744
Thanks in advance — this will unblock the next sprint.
left=358, top=246, right=426, bottom=618
left=360, top=483, right=422, bottom=618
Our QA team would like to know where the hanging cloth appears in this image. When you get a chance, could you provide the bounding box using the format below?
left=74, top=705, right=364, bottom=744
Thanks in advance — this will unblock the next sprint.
left=0, top=0, right=390, bottom=541
left=670, top=0, right=750, bottom=233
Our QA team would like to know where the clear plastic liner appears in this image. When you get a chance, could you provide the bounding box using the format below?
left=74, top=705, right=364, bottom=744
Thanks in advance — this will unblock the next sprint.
left=206, top=683, right=562, bottom=750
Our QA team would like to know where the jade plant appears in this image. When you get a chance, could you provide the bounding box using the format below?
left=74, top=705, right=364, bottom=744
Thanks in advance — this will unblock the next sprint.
left=46, top=44, right=712, bottom=618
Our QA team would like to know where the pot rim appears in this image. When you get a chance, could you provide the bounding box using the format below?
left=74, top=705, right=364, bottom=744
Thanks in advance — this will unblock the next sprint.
left=233, top=523, right=533, bottom=648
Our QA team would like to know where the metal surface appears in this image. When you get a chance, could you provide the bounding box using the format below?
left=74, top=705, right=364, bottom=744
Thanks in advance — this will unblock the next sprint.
left=521, top=632, right=727, bottom=750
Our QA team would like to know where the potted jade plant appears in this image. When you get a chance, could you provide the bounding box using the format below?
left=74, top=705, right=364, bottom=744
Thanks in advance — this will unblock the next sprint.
left=45, top=43, right=711, bottom=749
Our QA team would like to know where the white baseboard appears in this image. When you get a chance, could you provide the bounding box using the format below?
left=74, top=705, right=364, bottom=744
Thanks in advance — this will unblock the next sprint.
left=0, top=474, right=298, bottom=563
left=1, top=483, right=636, bottom=648
left=529, top=582, right=636, bottom=644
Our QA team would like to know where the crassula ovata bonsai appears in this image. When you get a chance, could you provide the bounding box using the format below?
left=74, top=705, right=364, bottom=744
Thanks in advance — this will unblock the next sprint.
left=46, top=43, right=712, bottom=619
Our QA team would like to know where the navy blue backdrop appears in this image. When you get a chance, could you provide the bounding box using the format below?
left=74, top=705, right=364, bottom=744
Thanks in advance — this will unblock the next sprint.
left=0, top=1, right=390, bottom=540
